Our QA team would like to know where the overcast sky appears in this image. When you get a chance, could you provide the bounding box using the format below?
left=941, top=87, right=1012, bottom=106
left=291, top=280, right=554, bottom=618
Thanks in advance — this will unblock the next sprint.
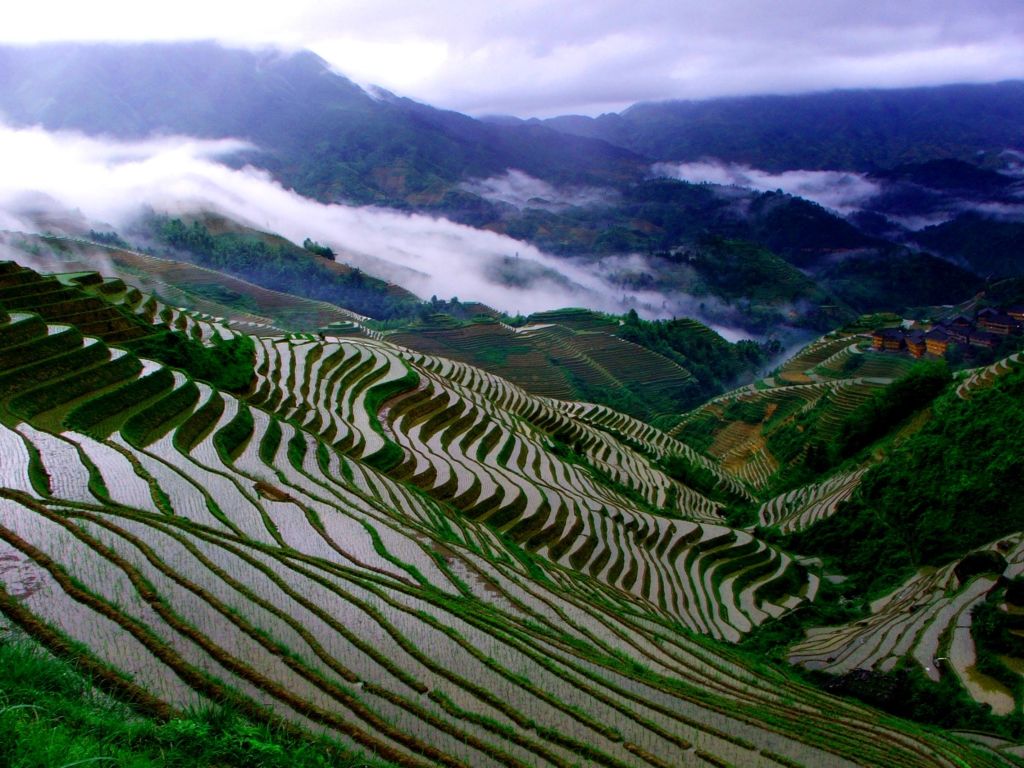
left=4, top=1, right=1024, bottom=116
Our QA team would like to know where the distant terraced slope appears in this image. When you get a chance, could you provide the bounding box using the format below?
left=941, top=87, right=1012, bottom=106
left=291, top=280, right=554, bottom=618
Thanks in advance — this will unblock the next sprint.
left=956, top=351, right=1024, bottom=399
left=0, top=264, right=1011, bottom=767
left=757, top=470, right=868, bottom=534
left=389, top=310, right=701, bottom=420
left=16, top=234, right=372, bottom=332
left=671, top=333, right=914, bottom=492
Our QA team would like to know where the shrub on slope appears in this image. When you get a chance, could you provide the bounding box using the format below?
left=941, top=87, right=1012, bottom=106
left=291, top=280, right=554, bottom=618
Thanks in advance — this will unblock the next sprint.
left=125, top=331, right=255, bottom=392
left=787, top=364, right=1024, bottom=594
left=616, top=311, right=776, bottom=396
left=834, top=360, right=951, bottom=460
left=152, top=217, right=420, bottom=320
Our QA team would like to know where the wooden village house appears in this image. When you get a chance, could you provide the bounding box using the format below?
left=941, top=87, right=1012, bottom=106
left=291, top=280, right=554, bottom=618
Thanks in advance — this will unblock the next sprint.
left=869, top=304, right=1022, bottom=361
left=924, top=327, right=950, bottom=356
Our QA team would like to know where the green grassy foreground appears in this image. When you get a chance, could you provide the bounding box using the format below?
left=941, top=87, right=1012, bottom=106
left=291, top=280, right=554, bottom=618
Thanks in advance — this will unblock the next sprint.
left=0, top=630, right=393, bottom=768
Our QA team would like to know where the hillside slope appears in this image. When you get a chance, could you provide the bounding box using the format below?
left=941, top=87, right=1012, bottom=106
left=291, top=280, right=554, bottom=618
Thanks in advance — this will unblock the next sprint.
left=667, top=320, right=1024, bottom=735
left=0, top=42, right=645, bottom=206
left=540, top=82, right=1024, bottom=171
left=387, top=309, right=718, bottom=422
left=0, top=258, right=1011, bottom=766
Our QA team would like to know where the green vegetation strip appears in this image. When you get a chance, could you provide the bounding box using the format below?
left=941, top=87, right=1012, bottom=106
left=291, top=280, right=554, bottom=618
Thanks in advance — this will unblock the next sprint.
left=22, top=436, right=52, bottom=496
left=259, top=417, right=284, bottom=464
left=361, top=365, right=419, bottom=471
left=174, top=391, right=227, bottom=453
left=65, top=367, right=176, bottom=435
left=0, top=342, right=110, bottom=400
left=10, top=353, right=143, bottom=419
left=122, top=381, right=200, bottom=448
left=0, top=325, right=82, bottom=370
left=213, top=404, right=255, bottom=463
left=0, top=600, right=397, bottom=768
left=0, top=314, right=47, bottom=349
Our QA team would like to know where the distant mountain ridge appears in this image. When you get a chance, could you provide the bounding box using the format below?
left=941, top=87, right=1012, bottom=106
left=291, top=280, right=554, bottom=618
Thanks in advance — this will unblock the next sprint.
left=0, top=42, right=646, bottom=205
left=4, top=43, right=1023, bottom=201
left=1, top=42, right=1021, bottom=332
left=535, top=81, right=1024, bottom=171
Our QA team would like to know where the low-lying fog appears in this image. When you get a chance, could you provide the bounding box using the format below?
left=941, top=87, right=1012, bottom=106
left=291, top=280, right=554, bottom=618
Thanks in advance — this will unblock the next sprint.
left=653, top=158, right=1024, bottom=231
left=459, top=169, right=618, bottom=211
left=0, top=122, right=751, bottom=337
left=651, top=160, right=881, bottom=214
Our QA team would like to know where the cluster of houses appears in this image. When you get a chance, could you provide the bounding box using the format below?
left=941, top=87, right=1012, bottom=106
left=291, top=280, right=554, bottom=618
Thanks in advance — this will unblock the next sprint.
left=871, top=306, right=1024, bottom=359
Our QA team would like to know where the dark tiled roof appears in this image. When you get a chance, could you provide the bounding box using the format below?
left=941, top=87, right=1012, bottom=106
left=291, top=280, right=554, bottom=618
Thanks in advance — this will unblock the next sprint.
left=980, top=313, right=1018, bottom=326
left=925, top=328, right=949, bottom=341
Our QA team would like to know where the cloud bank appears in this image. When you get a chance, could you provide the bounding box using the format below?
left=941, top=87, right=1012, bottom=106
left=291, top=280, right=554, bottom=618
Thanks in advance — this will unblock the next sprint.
left=3, top=1, right=1024, bottom=116
left=460, top=170, right=616, bottom=211
left=0, top=122, right=699, bottom=321
left=652, top=160, right=881, bottom=214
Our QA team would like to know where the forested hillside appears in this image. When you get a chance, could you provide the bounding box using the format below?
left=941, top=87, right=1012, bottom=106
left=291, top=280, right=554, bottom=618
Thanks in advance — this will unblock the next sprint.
left=540, top=82, right=1024, bottom=171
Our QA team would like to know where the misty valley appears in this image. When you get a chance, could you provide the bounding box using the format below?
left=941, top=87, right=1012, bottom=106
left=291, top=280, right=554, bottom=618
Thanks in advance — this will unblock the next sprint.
left=1, top=37, right=1024, bottom=768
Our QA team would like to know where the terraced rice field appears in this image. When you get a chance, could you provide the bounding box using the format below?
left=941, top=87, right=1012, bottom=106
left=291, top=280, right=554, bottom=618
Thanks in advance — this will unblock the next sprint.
left=672, top=381, right=854, bottom=490
left=776, top=335, right=856, bottom=384
left=389, top=321, right=578, bottom=401
left=391, top=313, right=695, bottom=420
left=957, top=352, right=1024, bottom=400
left=790, top=537, right=1024, bottom=717
left=0, top=269, right=1017, bottom=766
left=670, top=332, right=897, bottom=491
left=808, top=342, right=861, bottom=378
left=776, top=334, right=915, bottom=386
left=527, top=308, right=622, bottom=334
left=552, top=400, right=753, bottom=504
left=247, top=334, right=813, bottom=641
left=758, top=470, right=868, bottom=533
left=0, top=262, right=157, bottom=344
left=853, top=352, right=918, bottom=381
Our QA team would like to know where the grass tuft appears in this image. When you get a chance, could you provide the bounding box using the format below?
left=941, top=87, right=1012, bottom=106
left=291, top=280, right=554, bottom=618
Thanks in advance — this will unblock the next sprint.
left=0, top=632, right=395, bottom=768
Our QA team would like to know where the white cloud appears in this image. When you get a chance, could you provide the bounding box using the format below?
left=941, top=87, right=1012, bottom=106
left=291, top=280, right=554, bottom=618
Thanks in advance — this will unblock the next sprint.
left=887, top=213, right=954, bottom=232
left=1, top=1, right=1023, bottom=116
left=651, top=160, right=881, bottom=213
left=460, top=170, right=617, bottom=211
left=309, top=37, right=449, bottom=91
left=0, top=122, right=693, bottom=319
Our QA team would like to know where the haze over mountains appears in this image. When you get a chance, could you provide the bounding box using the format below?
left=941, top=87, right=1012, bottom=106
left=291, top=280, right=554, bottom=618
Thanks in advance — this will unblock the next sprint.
left=0, top=42, right=1023, bottom=336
